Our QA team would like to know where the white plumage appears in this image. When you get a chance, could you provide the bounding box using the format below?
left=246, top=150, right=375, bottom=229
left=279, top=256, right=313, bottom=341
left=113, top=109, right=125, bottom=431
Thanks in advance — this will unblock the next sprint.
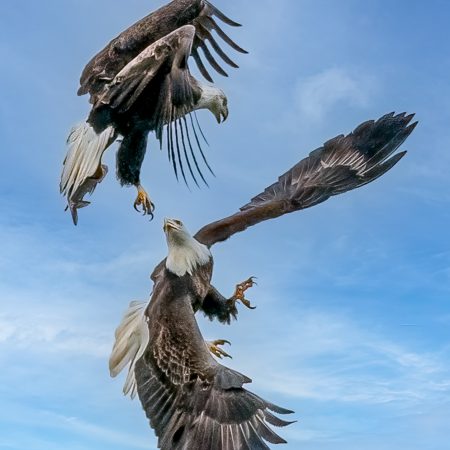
left=109, top=301, right=150, bottom=399
left=164, top=219, right=211, bottom=277
left=60, top=122, right=116, bottom=223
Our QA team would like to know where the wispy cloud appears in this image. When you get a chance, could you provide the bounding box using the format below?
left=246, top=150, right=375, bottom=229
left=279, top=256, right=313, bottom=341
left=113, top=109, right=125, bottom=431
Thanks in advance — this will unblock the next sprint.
left=294, top=67, right=377, bottom=122
left=214, top=306, right=450, bottom=408
left=0, top=219, right=150, bottom=362
left=0, top=405, right=151, bottom=450
left=0, top=312, right=110, bottom=358
left=45, top=411, right=151, bottom=449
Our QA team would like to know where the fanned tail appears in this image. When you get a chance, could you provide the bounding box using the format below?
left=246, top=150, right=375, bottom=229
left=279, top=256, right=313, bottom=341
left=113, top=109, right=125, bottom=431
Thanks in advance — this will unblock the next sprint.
left=109, top=301, right=150, bottom=399
left=60, top=122, right=116, bottom=225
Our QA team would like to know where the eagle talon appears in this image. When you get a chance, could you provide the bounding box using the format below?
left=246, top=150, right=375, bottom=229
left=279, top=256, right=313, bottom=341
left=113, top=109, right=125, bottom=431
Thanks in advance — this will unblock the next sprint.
left=228, top=277, right=257, bottom=310
left=207, top=339, right=232, bottom=359
left=134, top=185, right=155, bottom=218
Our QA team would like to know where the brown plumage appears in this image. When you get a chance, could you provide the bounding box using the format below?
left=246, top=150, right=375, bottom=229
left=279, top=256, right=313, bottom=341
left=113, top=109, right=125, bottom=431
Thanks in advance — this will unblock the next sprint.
left=111, top=113, right=417, bottom=449
left=61, top=0, right=246, bottom=224
left=195, top=112, right=417, bottom=246
left=135, top=261, right=294, bottom=450
left=79, top=0, right=247, bottom=101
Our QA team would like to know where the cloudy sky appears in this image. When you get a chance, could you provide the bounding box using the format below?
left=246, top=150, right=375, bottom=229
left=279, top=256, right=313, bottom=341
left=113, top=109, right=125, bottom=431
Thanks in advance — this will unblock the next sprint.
left=1, top=1, right=450, bottom=449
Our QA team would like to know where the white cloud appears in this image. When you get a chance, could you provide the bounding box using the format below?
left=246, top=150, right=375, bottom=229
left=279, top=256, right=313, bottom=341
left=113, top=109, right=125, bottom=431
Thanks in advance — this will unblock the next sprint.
left=0, top=405, right=152, bottom=450
left=0, top=217, right=156, bottom=360
left=295, top=67, right=377, bottom=122
left=0, top=309, right=111, bottom=358
left=213, top=306, right=450, bottom=408
left=49, top=411, right=151, bottom=449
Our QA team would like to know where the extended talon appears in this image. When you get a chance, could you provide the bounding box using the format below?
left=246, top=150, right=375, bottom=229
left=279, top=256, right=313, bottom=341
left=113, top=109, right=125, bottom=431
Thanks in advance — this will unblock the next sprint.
left=228, top=277, right=257, bottom=310
left=134, top=185, right=155, bottom=219
left=207, top=339, right=232, bottom=359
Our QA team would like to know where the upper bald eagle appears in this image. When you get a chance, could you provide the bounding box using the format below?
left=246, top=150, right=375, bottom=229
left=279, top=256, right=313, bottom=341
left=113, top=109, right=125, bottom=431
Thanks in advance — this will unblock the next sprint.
left=109, top=113, right=417, bottom=449
left=60, top=0, right=246, bottom=224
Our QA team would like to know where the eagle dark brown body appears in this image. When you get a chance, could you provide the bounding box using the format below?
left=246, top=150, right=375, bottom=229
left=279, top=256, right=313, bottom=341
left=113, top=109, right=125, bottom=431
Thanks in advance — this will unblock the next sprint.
left=61, top=0, right=244, bottom=224
left=135, top=245, right=293, bottom=450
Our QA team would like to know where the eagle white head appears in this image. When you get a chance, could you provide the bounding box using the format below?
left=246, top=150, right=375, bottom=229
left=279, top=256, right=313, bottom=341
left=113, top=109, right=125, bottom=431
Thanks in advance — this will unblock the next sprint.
left=196, top=82, right=229, bottom=124
left=164, top=218, right=211, bottom=277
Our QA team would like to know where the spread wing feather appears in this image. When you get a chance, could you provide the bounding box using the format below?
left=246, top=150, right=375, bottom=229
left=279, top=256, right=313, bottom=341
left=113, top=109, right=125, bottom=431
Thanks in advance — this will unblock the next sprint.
left=93, top=26, right=199, bottom=133
left=135, top=291, right=293, bottom=449
left=90, top=25, right=210, bottom=185
left=192, top=1, right=248, bottom=82
left=78, top=0, right=246, bottom=99
left=195, top=112, right=418, bottom=247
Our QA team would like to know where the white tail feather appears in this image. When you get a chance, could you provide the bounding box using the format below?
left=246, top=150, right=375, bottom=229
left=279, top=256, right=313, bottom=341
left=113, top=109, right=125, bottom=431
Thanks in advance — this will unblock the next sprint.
left=60, top=122, right=116, bottom=199
left=109, top=301, right=150, bottom=399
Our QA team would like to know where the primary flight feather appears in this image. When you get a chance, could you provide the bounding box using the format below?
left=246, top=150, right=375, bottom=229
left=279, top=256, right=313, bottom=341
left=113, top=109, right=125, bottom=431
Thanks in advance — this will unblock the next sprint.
left=60, top=0, right=246, bottom=224
left=110, top=112, right=417, bottom=449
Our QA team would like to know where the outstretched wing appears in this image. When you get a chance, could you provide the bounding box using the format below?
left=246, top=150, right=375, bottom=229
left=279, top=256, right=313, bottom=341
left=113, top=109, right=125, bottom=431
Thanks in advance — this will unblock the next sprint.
left=92, top=25, right=212, bottom=186
left=78, top=0, right=246, bottom=100
left=94, top=25, right=200, bottom=126
left=195, top=112, right=417, bottom=247
left=191, top=0, right=248, bottom=83
left=130, top=286, right=293, bottom=450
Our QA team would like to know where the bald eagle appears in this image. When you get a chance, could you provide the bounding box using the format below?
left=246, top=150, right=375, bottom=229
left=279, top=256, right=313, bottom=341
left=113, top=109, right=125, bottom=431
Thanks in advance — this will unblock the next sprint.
left=109, top=113, right=417, bottom=449
left=60, top=0, right=246, bottom=224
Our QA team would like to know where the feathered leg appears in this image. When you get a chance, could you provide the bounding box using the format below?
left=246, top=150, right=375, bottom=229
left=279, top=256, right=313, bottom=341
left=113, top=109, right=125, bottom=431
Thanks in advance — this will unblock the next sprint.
left=201, top=277, right=257, bottom=324
left=116, top=128, right=155, bottom=217
left=228, top=277, right=257, bottom=310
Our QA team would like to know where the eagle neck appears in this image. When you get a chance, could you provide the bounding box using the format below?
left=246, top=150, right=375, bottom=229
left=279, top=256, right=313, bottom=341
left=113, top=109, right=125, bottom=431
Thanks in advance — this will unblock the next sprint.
left=166, top=235, right=211, bottom=277
left=195, top=82, right=221, bottom=111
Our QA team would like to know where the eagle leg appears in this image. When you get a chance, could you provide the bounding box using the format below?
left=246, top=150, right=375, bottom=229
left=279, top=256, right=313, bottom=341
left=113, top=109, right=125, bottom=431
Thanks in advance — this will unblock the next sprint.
left=133, top=184, right=155, bottom=219
left=206, top=339, right=232, bottom=359
left=227, top=277, right=257, bottom=310
left=201, top=279, right=256, bottom=324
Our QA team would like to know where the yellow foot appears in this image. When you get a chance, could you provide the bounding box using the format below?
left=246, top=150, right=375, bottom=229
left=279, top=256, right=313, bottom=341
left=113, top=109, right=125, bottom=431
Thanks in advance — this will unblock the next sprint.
left=207, top=339, right=232, bottom=359
left=228, top=277, right=257, bottom=310
left=133, top=185, right=155, bottom=218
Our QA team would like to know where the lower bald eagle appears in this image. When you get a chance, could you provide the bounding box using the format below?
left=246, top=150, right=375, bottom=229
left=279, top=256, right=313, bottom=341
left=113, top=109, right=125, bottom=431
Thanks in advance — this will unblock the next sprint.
left=60, top=0, right=246, bottom=225
left=109, top=113, right=417, bottom=449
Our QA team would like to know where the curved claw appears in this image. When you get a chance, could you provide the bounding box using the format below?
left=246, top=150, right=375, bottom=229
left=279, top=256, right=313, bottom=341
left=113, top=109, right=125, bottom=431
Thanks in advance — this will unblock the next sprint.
left=241, top=298, right=257, bottom=310
left=207, top=339, right=232, bottom=359
left=213, top=339, right=231, bottom=346
left=228, top=277, right=258, bottom=310
left=134, top=186, right=155, bottom=219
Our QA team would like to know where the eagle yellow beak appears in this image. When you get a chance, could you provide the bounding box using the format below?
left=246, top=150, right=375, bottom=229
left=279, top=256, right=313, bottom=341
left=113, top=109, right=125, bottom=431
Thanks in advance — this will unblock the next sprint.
left=222, top=105, right=229, bottom=122
left=163, top=218, right=181, bottom=233
left=216, top=105, right=229, bottom=124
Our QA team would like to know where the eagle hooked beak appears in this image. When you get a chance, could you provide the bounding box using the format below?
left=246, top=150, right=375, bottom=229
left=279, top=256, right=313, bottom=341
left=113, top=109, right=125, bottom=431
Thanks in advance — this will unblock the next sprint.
left=215, top=104, right=229, bottom=124
left=221, top=104, right=229, bottom=123
left=163, top=218, right=183, bottom=234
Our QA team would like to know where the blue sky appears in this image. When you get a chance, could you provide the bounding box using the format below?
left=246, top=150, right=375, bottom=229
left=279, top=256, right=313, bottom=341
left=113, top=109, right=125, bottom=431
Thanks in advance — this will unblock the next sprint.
left=1, top=0, right=450, bottom=449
